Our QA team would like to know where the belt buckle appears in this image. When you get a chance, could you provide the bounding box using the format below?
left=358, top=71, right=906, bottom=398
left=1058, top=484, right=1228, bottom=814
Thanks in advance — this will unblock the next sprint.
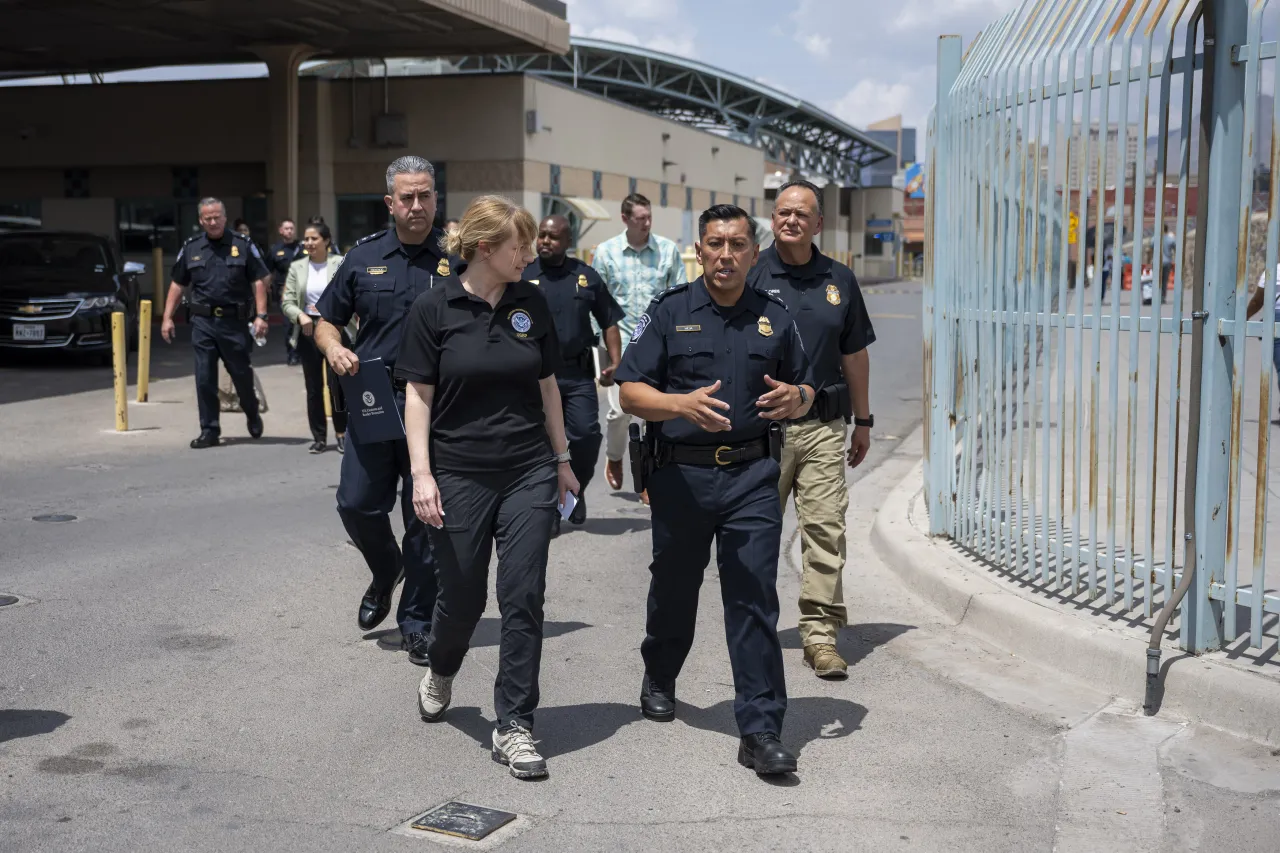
left=714, top=445, right=733, bottom=466
left=212, top=306, right=224, bottom=318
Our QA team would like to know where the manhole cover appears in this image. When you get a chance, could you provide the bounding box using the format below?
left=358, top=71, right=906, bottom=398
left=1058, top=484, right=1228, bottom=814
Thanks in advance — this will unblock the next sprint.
left=0, top=595, right=18, bottom=607
left=32, top=514, right=77, bottom=523
left=410, top=802, right=516, bottom=841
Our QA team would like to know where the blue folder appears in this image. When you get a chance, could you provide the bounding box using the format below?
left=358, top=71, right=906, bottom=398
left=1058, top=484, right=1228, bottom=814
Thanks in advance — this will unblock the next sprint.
left=338, top=357, right=406, bottom=444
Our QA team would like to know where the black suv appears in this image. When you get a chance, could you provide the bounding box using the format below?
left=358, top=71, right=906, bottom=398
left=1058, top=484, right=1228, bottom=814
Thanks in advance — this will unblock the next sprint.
left=0, top=231, right=146, bottom=364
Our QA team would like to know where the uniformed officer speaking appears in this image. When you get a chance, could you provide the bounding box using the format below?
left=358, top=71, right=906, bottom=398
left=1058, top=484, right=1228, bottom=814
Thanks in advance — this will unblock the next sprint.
left=521, top=214, right=623, bottom=530
left=616, top=204, right=815, bottom=777
left=747, top=179, right=876, bottom=680
left=313, top=156, right=444, bottom=664
left=160, top=197, right=271, bottom=449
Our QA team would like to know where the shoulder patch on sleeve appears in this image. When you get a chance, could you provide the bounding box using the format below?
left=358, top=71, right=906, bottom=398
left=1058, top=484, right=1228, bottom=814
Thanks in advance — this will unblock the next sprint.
left=352, top=229, right=387, bottom=249
left=632, top=312, right=652, bottom=342
left=761, top=289, right=790, bottom=310
left=652, top=282, right=688, bottom=303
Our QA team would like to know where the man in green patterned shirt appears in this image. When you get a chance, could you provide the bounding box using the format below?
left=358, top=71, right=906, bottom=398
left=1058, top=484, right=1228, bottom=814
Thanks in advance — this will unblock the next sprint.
left=593, top=193, right=686, bottom=493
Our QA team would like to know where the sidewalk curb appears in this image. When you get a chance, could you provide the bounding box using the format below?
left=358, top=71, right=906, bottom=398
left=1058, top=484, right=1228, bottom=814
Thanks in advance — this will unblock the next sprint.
left=870, top=446, right=1280, bottom=746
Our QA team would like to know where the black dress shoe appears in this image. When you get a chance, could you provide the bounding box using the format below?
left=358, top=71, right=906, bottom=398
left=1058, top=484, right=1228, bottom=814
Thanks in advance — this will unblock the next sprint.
left=356, top=569, right=403, bottom=631
left=404, top=631, right=431, bottom=667
left=308, top=440, right=326, bottom=454
left=737, top=733, right=797, bottom=775
left=190, top=431, right=220, bottom=449
left=247, top=412, right=264, bottom=439
left=569, top=494, right=586, bottom=525
left=640, top=674, right=676, bottom=722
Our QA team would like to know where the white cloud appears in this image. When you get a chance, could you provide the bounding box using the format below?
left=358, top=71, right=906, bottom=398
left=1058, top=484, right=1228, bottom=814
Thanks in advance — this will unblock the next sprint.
left=578, top=24, right=694, bottom=58
left=831, top=79, right=915, bottom=128
left=797, top=33, right=831, bottom=59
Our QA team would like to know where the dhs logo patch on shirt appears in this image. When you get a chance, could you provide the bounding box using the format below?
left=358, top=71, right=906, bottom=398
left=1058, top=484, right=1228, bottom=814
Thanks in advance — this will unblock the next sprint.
left=509, top=309, right=532, bottom=337
left=632, top=313, right=651, bottom=341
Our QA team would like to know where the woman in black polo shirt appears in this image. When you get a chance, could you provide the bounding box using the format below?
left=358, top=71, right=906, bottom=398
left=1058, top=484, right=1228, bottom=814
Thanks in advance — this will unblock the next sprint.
left=396, top=195, right=579, bottom=781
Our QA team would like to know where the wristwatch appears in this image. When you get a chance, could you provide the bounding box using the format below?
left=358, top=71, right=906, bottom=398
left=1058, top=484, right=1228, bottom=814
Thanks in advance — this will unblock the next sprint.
left=255, top=312, right=269, bottom=321
left=854, top=415, right=875, bottom=428
left=554, top=449, right=572, bottom=463
left=797, top=385, right=810, bottom=405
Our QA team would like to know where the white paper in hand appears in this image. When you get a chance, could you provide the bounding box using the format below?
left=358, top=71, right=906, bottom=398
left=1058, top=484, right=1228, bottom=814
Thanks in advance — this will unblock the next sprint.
left=558, top=491, right=578, bottom=521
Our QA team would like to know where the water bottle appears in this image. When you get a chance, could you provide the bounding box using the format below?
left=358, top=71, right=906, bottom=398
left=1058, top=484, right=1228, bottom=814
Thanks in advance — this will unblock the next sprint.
left=249, top=323, right=266, bottom=347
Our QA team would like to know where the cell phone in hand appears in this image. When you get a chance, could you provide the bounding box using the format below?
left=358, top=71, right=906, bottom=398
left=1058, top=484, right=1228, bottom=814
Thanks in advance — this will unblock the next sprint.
left=558, top=491, right=578, bottom=521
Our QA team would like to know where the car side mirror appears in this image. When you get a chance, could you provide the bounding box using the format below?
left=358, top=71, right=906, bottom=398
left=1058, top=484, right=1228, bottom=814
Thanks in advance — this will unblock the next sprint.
left=122, top=261, right=146, bottom=275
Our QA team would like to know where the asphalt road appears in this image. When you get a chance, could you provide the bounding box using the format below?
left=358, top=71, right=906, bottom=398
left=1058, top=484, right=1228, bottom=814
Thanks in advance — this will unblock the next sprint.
left=3, top=279, right=1278, bottom=852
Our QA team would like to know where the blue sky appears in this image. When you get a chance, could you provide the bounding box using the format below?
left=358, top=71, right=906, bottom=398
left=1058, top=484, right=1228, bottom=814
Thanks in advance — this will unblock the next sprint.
left=2, top=0, right=1022, bottom=135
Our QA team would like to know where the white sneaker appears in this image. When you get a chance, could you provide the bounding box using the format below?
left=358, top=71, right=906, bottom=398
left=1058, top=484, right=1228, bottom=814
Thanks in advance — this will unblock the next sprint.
left=491, top=725, right=548, bottom=779
left=417, top=669, right=453, bottom=722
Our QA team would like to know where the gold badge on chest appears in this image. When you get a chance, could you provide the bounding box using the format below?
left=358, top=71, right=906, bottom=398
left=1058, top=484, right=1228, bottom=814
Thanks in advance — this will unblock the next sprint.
left=826, top=282, right=841, bottom=305
left=577, top=274, right=588, bottom=288
left=437, top=258, right=451, bottom=276
left=230, top=245, right=240, bottom=258
left=757, top=316, right=774, bottom=337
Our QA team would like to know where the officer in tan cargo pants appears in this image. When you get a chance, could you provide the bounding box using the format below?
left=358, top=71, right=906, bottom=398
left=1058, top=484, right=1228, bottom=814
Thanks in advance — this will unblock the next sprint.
left=747, top=179, right=876, bottom=679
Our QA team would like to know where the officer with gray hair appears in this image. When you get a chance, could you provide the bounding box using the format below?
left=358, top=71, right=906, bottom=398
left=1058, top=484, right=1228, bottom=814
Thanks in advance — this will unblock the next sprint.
left=312, top=155, right=448, bottom=664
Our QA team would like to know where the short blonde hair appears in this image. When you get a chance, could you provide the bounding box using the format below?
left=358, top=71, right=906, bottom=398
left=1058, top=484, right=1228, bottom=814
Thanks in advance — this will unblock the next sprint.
left=442, top=195, right=537, bottom=262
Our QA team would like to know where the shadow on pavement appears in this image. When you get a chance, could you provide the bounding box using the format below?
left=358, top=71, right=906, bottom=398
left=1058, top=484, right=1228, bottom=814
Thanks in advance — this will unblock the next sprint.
left=571, top=516, right=651, bottom=536
left=777, top=622, right=916, bottom=659
left=0, top=323, right=290, bottom=406
left=366, top=619, right=592, bottom=654
left=445, top=702, right=639, bottom=761
left=0, top=709, right=71, bottom=744
left=678, top=696, right=866, bottom=760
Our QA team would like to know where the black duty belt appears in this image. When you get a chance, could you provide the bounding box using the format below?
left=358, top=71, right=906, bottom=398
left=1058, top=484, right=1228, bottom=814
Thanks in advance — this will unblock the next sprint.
left=660, top=437, right=769, bottom=467
left=188, top=303, right=249, bottom=320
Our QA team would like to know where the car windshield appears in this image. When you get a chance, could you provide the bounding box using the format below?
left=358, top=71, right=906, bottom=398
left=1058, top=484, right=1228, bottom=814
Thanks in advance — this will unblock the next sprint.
left=0, top=238, right=109, bottom=273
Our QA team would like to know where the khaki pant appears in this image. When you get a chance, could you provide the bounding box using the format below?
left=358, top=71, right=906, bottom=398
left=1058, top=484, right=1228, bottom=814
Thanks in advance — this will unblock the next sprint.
left=778, top=418, right=848, bottom=646
left=605, top=382, right=631, bottom=462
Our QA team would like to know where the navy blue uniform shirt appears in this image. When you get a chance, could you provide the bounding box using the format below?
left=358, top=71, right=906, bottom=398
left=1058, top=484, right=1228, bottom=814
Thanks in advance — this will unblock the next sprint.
left=615, top=277, right=813, bottom=446
left=171, top=231, right=270, bottom=305
left=268, top=239, right=302, bottom=278
left=746, top=245, right=875, bottom=392
left=316, top=227, right=454, bottom=370
left=394, top=272, right=559, bottom=472
left=522, top=256, right=625, bottom=360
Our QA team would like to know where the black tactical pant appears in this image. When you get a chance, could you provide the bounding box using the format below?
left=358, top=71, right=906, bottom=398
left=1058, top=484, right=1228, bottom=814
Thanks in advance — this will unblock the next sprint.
left=191, top=314, right=258, bottom=434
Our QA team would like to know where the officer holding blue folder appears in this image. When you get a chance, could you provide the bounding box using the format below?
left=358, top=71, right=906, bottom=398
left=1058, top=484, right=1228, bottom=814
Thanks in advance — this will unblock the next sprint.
left=313, top=155, right=449, bottom=666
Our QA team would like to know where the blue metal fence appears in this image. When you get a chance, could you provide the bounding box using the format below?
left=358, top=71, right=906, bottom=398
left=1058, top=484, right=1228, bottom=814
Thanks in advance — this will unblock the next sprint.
left=925, top=0, right=1280, bottom=654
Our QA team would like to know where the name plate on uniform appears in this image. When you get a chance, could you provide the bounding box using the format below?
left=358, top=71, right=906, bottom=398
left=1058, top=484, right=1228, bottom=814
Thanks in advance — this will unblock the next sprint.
left=337, top=357, right=406, bottom=444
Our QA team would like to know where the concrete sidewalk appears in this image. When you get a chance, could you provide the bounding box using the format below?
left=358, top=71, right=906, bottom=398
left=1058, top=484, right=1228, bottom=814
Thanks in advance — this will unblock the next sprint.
left=873, top=426, right=1280, bottom=747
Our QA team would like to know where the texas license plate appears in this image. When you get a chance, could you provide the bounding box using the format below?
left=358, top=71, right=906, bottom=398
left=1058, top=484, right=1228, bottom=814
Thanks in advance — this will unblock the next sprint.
left=13, top=324, right=45, bottom=342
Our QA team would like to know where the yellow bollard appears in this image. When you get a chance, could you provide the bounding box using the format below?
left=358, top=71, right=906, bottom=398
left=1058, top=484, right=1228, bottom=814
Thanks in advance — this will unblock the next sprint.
left=137, top=300, right=152, bottom=402
left=152, top=245, right=165, bottom=307
left=112, top=311, right=128, bottom=431
left=322, top=358, right=333, bottom=419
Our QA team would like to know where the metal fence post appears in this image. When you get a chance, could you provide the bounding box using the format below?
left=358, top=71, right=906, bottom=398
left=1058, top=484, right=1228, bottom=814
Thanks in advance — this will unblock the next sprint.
left=928, top=35, right=964, bottom=535
left=1186, top=0, right=1245, bottom=654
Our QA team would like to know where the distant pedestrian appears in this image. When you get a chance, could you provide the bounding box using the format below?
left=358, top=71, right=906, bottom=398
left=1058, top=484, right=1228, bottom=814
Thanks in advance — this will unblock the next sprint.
left=593, top=193, right=685, bottom=497
left=1160, top=225, right=1176, bottom=293
left=160, top=197, right=271, bottom=449
left=282, top=221, right=355, bottom=454
left=402, top=195, right=578, bottom=780
left=269, top=218, right=304, bottom=365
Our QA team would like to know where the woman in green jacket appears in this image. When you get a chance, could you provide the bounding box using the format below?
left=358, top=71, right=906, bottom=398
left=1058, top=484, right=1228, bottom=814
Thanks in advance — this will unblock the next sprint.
left=282, top=222, right=357, bottom=453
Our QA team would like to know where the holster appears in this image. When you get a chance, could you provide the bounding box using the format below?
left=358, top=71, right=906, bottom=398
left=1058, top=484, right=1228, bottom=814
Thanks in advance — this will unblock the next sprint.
left=628, top=421, right=658, bottom=493
left=767, top=422, right=785, bottom=462
left=815, top=382, right=852, bottom=423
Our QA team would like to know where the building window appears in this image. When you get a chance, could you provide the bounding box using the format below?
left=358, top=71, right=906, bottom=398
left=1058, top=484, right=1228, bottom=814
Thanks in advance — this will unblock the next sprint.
left=864, top=232, right=886, bottom=257
left=117, top=198, right=198, bottom=256
left=0, top=201, right=41, bottom=230
left=337, top=195, right=391, bottom=253
left=592, top=171, right=603, bottom=200
left=660, top=182, right=668, bottom=207
left=685, top=186, right=693, bottom=210
left=550, top=164, right=561, bottom=196
left=629, top=177, right=637, bottom=196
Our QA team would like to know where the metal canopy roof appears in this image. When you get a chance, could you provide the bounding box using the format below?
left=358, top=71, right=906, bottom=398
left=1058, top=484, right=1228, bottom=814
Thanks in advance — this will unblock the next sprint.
left=0, top=0, right=568, bottom=76
left=450, top=37, right=894, bottom=185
